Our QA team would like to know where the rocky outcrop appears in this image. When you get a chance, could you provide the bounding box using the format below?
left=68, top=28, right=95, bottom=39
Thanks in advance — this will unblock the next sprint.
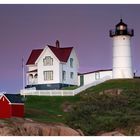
left=99, top=131, right=125, bottom=136
left=99, top=89, right=123, bottom=95
left=0, top=118, right=83, bottom=136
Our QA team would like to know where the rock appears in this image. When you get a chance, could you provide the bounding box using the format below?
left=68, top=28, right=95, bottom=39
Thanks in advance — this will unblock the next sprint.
left=134, top=126, right=140, bottom=136
left=0, top=126, right=15, bottom=136
left=100, top=131, right=125, bottom=136
left=57, top=126, right=80, bottom=136
left=61, top=102, right=73, bottom=112
left=99, top=89, right=123, bottom=96
left=76, top=129, right=84, bottom=136
left=21, top=123, right=80, bottom=136
left=0, top=118, right=83, bottom=136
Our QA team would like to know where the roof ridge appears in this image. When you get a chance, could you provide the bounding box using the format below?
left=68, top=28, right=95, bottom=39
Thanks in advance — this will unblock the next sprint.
left=32, top=48, right=44, bottom=51
left=48, top=45, right=73, bottom=49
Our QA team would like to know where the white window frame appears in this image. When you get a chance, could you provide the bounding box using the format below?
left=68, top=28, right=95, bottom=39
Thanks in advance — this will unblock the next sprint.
left=43, top=56, right=53, bottom=66
left=62, top=71, right=66, bottom=81
left=70, top=58, right=73, bottom=68
left=70, top=72, right=74, bottom=79
left=44, top=71, right=53, bottom=81
left=95, top=72, right=100, bottom=80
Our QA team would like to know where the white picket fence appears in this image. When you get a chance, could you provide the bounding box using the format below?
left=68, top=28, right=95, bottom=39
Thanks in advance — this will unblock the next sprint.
left=20, top=76, right=111, bottom=96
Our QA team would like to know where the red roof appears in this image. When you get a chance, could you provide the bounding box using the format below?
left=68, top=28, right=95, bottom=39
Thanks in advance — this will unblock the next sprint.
left=26, top=49, right=43, bottom=65
left=48, top=45, right=73, bottom=62
left=26, top=46, right=73, bottom=65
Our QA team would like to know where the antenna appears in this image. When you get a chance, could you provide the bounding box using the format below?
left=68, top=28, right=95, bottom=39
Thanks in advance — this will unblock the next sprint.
left=120, top=14, right=123, bottom=20
left=22, top=57, right=25, bottom=97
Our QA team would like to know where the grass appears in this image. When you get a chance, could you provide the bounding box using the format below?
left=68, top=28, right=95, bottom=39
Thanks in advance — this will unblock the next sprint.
left=24, top=79, right=140, bottom=135
left=82, top=79, right=140, bottom=94
left=61, top=85, right=79, bottom=90
left=66, top=79, right=140, bottom=135
left=25, top=95, right=80, bottom=123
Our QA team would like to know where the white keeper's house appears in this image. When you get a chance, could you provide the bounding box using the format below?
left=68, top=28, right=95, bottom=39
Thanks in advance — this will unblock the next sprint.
left=26, top=40, right=79, bottom=90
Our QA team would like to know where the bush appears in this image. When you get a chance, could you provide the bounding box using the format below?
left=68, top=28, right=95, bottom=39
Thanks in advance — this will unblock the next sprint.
left=66, top=90, right=140, bottom=135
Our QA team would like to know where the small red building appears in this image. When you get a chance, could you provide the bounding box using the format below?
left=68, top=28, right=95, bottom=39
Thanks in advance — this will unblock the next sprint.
left=0, top=94, right=24, bottom=118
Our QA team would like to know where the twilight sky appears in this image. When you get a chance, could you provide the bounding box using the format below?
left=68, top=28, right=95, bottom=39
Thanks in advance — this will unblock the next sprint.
left=0, top=4, right=140, bottom=93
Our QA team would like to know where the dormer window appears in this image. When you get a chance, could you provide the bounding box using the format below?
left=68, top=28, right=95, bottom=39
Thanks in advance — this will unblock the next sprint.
left=70, top=58, right=73, bottom=68
left=43, top=56, right=53, bottom=66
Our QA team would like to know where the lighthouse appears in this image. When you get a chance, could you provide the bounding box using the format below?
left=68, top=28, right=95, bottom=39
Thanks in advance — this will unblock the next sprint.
left=110, top=19, right=134, bottom=79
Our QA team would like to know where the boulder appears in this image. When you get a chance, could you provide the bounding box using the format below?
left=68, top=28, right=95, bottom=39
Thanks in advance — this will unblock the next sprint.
left=0, top=118, right=83, bottom=136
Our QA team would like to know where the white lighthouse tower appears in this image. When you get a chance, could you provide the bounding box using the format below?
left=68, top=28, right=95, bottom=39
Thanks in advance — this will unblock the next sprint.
left=110, top=19, right=134, bottom=79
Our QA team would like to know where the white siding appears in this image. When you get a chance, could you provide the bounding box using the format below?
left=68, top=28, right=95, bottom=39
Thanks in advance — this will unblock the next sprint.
left=28, top=65, right=37, bottom=71
left=78, top=70, right=112, bottom=86
left=37, top=47, right=60, bottom=84
left=59, top=49, right=79, bottom=86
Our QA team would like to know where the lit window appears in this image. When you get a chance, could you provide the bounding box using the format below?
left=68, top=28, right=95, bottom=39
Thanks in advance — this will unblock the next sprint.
left=62, top=71, right=66, bottom=81
left=44, top=71, right=53, bottom=81
left=43, top=56, right=53, bottom=66
left=70, top=72, right=74, bottom=79
left=70, top=58, right=73, bottom=68
left=118, top=25, right=126, bottom=30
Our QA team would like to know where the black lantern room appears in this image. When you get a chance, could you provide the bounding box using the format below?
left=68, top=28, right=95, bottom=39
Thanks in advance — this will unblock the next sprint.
left=110, top=19, right=134, bottom=37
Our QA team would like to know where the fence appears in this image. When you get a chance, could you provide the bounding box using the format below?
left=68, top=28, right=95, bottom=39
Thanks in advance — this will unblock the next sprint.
left=20, top=76, right=111, bottom=96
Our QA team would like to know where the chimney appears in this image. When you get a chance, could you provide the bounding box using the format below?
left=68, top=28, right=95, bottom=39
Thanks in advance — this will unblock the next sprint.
left=56, top=40, right=60, bottom=48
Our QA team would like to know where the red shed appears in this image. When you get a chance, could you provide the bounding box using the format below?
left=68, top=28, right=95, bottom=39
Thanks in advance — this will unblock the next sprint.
left=0, top=94, right=24, bottom=118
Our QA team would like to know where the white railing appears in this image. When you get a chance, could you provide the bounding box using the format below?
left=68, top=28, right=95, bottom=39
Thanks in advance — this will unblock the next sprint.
left=20, top=76, right=111, bottom=96
left=21, top=89, right=75, bottom=96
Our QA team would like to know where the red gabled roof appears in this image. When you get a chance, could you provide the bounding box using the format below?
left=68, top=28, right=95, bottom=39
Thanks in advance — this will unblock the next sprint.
left=48, top=45, right=73, bottom=62
left=26, top=46, right=73, bottom=65
left=26, top=49, right=43, bottom=65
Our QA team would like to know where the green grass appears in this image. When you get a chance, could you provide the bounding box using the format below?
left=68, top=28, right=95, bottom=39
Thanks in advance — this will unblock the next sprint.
left=61, top=85, right=79, bottom=90
left=24, top=79, right=140, bottom=135
left=82, top=79, right=140, bottom=94
left=25, top=96, right=80, bottom=123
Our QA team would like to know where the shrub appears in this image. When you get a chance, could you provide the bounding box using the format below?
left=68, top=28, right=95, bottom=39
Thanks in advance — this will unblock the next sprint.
left=66, top=90, right=140, bottom=135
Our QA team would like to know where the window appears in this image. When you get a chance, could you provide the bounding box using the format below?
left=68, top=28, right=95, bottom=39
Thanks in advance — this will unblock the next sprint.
left=29, top=74, right=33, bottom=84
left=34, top=74, right=38, bottom=84
left=70, top=72, right=74, bottom=79
left=34, top=74, right=38, bottom=79
left=44, top=71, right=53, bottom=81
left=70, top=58, right=73, bottom=68
left=117, top=25, right=126, bottom=31
left=95, top=72, right=100, bottom=80
left=43, top=56, right=53, bottom=66
left=62, top=71, right=66, bottom=81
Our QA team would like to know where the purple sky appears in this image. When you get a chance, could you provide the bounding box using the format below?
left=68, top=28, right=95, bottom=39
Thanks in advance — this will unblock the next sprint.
left=0, top=4, right=140, bottom=93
